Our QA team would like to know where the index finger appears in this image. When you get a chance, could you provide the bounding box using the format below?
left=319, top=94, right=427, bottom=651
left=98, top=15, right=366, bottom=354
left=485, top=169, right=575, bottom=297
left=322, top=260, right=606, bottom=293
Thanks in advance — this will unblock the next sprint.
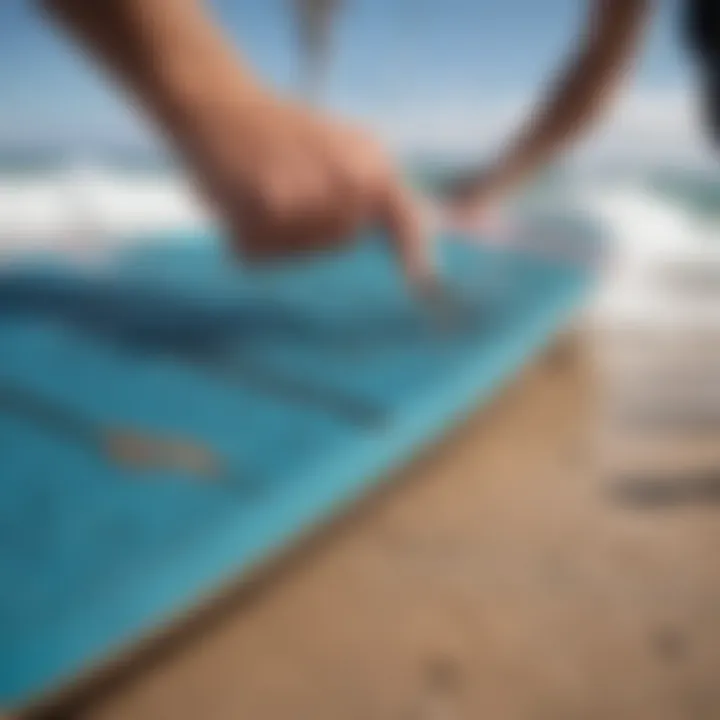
left=377, top=179, right=435, bottom=287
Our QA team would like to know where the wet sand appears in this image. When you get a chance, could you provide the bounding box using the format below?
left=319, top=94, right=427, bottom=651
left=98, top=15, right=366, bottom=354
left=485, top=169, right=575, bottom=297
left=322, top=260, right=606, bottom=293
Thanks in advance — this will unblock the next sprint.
left=19, top=335, right=720, bottom=720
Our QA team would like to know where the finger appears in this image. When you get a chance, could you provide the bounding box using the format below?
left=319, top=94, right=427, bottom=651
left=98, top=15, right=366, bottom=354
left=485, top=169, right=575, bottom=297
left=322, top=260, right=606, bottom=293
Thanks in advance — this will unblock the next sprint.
left=378, top=181, right=434, bottom=286
left=239, top=203, right=356, bottom=261
left=277, top=157, right=367, bottom=252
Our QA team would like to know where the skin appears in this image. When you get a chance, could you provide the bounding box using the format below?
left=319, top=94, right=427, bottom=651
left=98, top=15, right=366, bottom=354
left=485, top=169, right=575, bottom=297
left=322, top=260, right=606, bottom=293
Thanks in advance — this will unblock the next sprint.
left=42, top=0, right=654, bottom=260
left=450, top=0, right=654, bottom=221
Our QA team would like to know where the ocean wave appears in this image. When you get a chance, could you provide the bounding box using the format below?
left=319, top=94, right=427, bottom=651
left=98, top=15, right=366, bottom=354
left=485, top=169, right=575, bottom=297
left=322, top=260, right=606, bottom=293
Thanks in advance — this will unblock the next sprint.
left=0, top=163, right=211, bottom=260
left=0, top=162, right=716, bottom=263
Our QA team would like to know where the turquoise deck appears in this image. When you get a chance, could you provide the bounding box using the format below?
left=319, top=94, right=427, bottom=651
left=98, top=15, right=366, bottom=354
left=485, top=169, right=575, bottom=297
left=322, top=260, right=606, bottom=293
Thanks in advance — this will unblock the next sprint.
left=0, top=231, right=594, bottom=709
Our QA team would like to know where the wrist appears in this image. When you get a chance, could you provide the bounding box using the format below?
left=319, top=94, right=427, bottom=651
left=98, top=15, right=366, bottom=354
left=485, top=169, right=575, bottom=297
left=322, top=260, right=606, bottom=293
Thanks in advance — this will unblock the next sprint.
left=153, top=43, right=264, bottom=128
left=487, top=155, right=533, bottom=198
left=157, top=53, right=266, bottom=133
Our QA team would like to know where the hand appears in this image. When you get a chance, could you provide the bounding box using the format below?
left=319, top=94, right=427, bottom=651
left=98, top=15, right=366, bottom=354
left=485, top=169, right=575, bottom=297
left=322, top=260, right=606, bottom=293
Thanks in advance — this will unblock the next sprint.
left=436, top=167, right=511, bottom=239
left=43, top=0, right=430, bottom=284
left=173, top=92, right=430, bottom=282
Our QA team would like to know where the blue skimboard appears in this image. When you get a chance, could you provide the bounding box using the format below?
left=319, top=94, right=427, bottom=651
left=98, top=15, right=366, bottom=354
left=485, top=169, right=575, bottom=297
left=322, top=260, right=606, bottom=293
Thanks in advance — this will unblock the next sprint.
left=0, top=230, right=597, bottom=709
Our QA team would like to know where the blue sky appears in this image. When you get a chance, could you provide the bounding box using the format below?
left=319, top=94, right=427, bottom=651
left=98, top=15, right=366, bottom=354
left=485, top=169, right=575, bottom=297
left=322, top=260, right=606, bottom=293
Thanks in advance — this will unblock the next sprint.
left=0, top=0, right=703, bottom=162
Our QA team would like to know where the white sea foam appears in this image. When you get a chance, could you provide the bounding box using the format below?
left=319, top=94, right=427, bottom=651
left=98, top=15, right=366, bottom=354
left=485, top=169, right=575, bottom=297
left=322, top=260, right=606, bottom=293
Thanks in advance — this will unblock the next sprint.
left=0, top=162, right=715, bottom=271
left=0, top=164, right=212, bottom=262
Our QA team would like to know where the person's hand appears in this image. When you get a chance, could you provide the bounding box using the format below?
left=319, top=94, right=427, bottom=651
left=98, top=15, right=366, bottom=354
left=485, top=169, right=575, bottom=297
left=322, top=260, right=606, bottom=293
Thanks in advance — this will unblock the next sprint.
left=436, top=168, right=511, bottom=239
left=43, top=0, right=430, bottom=281
left=173, top=92, right=430, bottom=282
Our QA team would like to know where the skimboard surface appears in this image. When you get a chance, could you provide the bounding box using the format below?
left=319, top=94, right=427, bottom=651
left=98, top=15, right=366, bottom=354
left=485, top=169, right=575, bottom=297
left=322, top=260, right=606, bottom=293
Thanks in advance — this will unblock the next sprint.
left=0, top=231, right=594, bottom=709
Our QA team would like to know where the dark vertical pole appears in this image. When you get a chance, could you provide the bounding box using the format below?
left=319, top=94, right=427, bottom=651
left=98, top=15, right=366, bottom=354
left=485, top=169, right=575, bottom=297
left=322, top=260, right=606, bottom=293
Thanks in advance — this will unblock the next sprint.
left=684, top=0, right=720, bottom=145
left=292, top=0, right=341, bottom=106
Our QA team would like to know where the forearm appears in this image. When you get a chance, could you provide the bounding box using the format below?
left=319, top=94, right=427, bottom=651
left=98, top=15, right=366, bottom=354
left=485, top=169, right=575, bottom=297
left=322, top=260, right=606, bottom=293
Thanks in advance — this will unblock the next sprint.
left=41, top=0, right=264, bottom=131
left=489, top=0, right=652, bottom=194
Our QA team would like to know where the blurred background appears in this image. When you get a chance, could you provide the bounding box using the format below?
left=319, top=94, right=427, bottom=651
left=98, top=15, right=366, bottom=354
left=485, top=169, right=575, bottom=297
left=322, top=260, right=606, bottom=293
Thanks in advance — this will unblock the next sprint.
left=0, top=0, right=718, bottom=233
left=2, top=1, right=720, bottom=718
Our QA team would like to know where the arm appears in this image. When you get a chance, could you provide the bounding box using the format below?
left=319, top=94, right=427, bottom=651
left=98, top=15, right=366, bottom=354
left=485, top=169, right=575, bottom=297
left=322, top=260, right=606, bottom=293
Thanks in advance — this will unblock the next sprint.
left=40, top=0, right=262, bottom=129
left=41, top=0, right=429, bottom=282
left=453, top=0, right=653, bottom=211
